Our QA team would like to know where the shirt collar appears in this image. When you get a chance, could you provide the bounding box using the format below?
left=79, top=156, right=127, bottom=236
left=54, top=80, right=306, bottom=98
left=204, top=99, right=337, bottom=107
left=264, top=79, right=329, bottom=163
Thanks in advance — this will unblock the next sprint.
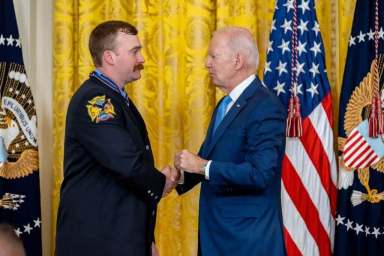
left=92, top=69, right=129, bottom=101
left=228, top=74, right=255, bottom=102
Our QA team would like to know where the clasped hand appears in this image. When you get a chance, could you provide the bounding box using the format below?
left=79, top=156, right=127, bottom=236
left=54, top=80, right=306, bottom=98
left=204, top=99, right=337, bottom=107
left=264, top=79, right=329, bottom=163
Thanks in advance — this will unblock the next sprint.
left=161, top=150, right=208, bottom=196
left=174, top=149, right=208, bottom=175
left=161, top=165, right=180, bottom=196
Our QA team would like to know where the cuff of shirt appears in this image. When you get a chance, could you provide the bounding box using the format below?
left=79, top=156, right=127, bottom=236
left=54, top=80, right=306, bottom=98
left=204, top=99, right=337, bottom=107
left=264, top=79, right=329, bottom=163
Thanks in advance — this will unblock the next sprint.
left=204, top=160, right=212, bottom=180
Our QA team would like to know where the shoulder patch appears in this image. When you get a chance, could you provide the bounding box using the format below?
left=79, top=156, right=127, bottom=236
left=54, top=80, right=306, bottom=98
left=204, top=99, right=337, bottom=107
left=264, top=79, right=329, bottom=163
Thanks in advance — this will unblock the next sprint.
left=86, top=95, right=116, bottom=123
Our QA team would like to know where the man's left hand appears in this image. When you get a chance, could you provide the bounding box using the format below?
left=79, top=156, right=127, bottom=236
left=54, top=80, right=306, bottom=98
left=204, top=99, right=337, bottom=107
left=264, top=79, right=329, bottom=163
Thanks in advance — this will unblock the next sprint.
left=174, top=149, right=208, bottom=175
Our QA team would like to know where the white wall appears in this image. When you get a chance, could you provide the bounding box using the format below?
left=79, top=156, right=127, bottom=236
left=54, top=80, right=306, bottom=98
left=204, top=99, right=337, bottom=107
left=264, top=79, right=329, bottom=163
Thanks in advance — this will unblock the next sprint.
left=13, top=0, right=53, bottom=255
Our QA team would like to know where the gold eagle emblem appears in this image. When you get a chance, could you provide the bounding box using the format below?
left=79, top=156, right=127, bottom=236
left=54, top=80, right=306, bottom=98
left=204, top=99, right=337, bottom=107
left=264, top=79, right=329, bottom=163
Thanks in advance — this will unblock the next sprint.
left=0, top=149, right=39, bottom=179
left=0, top=62, right=40, bottom=180
left=338, top=57, right=384, bottom=206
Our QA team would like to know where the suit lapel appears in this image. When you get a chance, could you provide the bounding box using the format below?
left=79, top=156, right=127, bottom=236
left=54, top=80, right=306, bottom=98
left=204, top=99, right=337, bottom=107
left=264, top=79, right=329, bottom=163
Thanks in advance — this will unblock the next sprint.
left=203, top=78, right=260, bottom=157
left=199, top=107, right=219, bottom=158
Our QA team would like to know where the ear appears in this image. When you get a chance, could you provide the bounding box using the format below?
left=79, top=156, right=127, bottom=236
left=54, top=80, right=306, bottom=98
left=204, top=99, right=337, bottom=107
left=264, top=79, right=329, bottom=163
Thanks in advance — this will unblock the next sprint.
left=102, top=50, right=115, bottom=66
left=234, top=52, right=245, bottom=71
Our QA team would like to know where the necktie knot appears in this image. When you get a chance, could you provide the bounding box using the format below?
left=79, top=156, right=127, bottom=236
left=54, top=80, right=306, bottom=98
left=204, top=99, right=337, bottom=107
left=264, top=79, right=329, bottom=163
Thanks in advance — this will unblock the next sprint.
left=212, top=95, right=232, bottom=133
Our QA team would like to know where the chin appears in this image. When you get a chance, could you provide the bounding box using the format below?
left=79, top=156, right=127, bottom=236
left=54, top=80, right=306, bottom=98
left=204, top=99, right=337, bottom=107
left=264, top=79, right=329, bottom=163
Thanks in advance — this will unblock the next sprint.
left=130, top=73, right=141, bottom=82
left=211, top=78, right=221, bottom=86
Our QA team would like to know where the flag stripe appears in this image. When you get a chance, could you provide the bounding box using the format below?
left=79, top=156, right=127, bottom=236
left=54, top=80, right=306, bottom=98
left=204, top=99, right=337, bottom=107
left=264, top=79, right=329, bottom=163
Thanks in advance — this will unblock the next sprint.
left=318, top=93, right=338, bottom=186
left=284, top=228, right=304, bottom=256
left=285, top=138, right=334, bottom=238
left=345, top=142, right=371, bottom=166
left=320, top=92, right=334, bottom=128
left=306, top=100, right=337, bottom=215
left=344, top=136, right=366, bottom=161
left=282, top=156, right=332, bottom=255
left=281, top=182, right=319, bottom=256
left=344, top=135, right=369, bottom=162
left=349, top=146, right=373, bottom=167
left=359, top=153, right=379, bottom=168
left=343, top=130, right=361, bottom=151
left=343, top=130, right=359, bottom=150
left=300, top=118, right=337, bottom=216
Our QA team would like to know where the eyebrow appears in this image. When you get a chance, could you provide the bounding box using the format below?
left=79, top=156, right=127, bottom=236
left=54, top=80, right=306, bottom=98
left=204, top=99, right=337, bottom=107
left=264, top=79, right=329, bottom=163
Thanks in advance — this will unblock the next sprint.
left=129, top=45, right=142, bottom=52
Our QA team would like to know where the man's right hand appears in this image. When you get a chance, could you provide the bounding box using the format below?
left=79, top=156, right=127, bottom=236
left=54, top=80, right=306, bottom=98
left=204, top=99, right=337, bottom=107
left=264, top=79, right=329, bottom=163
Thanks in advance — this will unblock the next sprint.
left=161, top=165, right=180, bottom=196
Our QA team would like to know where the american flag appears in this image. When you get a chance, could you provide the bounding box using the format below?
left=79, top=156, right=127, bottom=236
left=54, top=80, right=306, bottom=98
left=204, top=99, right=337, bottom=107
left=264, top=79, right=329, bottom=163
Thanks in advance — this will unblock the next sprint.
left=263, top=0, right=337, bottom=255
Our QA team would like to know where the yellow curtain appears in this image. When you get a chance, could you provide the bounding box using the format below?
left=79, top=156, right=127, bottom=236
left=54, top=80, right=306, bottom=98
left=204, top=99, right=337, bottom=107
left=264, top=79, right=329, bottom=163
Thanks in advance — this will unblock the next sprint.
left=52, top=1, right=356, bottom=255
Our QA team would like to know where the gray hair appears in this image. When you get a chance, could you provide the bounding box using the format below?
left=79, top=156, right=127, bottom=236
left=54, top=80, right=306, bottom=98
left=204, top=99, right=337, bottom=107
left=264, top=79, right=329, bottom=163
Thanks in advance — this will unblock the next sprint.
left=214, top=27, right=259, bottom=70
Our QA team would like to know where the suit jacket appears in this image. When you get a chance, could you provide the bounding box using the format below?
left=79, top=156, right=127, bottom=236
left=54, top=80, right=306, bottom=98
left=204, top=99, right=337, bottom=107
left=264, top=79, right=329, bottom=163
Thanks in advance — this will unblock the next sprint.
left=56, top=76, right=165, bottom=256
left=177, top=77, right=286, bottom=256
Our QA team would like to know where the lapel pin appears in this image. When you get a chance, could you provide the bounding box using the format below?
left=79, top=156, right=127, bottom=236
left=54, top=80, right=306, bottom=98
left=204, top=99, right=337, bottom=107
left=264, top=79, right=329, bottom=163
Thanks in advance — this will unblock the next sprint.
left=236, top=104, right=240, bottom=108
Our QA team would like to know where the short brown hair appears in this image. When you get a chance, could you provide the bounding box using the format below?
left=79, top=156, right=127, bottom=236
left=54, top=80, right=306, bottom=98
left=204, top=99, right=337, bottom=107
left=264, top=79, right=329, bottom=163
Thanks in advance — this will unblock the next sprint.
left=88, top=20, right=138, bottom=67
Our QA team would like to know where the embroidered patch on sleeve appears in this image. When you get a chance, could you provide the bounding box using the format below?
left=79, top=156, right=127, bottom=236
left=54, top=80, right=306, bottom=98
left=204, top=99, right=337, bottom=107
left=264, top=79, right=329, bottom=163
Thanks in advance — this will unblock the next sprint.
left=86, top=95, right=116, bottom=123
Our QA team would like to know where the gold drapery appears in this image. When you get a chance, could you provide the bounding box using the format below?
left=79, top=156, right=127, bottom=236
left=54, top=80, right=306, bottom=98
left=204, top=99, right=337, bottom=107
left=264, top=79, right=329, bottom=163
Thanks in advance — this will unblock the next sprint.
left=52, top=1, right=356, bottom=255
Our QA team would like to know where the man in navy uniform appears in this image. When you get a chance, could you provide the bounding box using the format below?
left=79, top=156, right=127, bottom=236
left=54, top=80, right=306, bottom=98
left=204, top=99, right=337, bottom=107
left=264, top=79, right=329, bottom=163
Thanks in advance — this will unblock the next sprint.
left=56, top=20, right=178, bottom=256
left=175, top=27, right=286, bottom=255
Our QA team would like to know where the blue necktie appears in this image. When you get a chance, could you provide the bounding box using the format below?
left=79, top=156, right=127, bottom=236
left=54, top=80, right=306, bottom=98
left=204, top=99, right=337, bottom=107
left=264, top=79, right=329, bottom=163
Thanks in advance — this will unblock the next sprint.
left=213, top=95, right=232, bottom=133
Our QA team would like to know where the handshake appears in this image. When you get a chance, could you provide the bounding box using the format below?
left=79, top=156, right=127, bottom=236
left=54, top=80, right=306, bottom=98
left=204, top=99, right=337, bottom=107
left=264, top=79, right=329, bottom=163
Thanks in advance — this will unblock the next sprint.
left=161, top=149, right=208, bottom=196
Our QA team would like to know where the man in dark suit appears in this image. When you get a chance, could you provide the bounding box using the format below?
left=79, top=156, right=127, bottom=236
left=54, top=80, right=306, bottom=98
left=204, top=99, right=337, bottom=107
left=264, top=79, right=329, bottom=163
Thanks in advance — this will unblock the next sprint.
left=56, top=20, right=178, bottom=256
left=175, top=27, right=286, bottom=255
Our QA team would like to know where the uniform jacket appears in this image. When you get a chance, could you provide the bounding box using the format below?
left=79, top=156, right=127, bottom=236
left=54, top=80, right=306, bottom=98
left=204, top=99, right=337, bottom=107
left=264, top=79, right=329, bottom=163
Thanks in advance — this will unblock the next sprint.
left=177, top=77, right=287, bottom=256
left=56, top=76, right=165, bottom=256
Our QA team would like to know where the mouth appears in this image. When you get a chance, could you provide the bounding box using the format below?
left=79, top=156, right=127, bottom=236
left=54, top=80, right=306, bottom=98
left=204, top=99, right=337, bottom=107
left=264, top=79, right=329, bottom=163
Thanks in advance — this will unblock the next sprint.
left=134, top=64, right=144, bottom=72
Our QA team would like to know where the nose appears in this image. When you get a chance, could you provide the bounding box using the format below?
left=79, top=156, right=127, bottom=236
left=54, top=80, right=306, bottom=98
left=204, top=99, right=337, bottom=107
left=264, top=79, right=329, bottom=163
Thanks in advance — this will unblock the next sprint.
left=205, top=56, right=211, bottom=68
left=137, top=52, right=145, bottom=64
